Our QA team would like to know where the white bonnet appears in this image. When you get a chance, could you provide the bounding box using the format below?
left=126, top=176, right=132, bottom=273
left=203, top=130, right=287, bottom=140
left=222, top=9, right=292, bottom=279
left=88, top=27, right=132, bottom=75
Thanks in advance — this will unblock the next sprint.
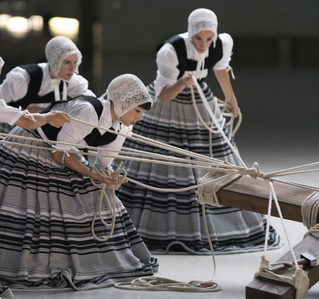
left=188, top=8, right=218, bottom=47
left=45, top=36, right=82, bottom=77
left=107, top=74, right=153, bottom=119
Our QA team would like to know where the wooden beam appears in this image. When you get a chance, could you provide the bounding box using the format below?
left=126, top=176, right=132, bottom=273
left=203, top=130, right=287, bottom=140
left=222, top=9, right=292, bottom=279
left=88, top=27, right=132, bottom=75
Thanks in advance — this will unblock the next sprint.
left=246, top=233, right=319, bottom=299
left=216, top=175, right=315, bottom=223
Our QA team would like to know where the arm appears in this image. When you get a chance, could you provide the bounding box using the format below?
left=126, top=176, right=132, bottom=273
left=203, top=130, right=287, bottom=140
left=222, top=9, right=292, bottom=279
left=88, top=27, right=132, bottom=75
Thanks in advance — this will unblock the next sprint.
left=52, top=151, right=122, bottom=189
left=159, top=74, right=194, bottom=103
left=14, top=111, right=71, bottom=129
left=214, top=68, right=238, bottom=118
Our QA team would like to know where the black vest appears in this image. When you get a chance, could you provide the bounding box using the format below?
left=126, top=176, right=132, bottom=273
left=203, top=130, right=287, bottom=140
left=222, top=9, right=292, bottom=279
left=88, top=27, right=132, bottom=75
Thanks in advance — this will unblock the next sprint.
left=40, top=95, right=118, bottom=147
left=8, top=64, right=66, bottom=109
left=157, top=35, right=223, bottom=82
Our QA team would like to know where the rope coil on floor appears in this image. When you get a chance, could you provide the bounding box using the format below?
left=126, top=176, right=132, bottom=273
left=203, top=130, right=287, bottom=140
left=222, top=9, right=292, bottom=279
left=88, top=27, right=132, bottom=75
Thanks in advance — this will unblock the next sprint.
left=114, top=276, right=222, bottom=292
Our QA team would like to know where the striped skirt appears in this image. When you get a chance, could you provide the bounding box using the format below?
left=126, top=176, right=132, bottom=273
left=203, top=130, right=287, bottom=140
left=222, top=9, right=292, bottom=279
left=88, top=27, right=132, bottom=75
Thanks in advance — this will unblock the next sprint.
left=0, top=127, right=154, bottom=291
left=113, top=81, right=280, bottom=254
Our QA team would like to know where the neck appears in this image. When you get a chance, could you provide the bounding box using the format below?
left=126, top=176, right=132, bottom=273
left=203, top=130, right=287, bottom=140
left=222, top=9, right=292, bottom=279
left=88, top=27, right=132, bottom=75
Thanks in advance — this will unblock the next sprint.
left=48, top=66, right=58, bottom=79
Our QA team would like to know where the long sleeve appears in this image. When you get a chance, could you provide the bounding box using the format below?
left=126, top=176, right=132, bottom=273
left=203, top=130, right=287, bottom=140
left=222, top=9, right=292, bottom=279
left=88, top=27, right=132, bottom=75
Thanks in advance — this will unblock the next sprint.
left=0, top=67, right=30, bottom=103
left=0, top=99, right=24, bottom=125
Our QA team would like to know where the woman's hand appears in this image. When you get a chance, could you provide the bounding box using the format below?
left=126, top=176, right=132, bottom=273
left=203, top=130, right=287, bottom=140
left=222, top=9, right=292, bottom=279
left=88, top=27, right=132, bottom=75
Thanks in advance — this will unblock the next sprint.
left=159, top=73, right=195, bottom=103
left=92, top=169, right=128, bottom=190
left=225, top=95, right=239, bottom=118
left=47, top=111, right=71, bottom=128
left=181, top=73, right=195, bottom=88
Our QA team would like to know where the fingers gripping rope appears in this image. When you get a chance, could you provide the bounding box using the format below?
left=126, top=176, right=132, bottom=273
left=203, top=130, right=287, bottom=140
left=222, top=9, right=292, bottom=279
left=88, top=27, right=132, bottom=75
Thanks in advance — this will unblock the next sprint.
left=90, top=163, right=127, bottom=242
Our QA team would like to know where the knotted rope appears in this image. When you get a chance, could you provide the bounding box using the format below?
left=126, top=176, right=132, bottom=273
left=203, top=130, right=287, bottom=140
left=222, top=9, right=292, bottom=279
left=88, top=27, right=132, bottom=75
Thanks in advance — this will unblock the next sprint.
left=254, top=255, right=309, bottom=299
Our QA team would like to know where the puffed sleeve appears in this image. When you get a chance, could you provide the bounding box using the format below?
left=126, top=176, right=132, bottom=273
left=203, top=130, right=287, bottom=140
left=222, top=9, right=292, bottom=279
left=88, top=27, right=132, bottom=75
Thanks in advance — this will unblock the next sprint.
left=67, top=74, right=96, bottom=98
left=0, top=67, right=30, bottom=103
left=56, top=101, right=98, bottom=151
left=154, top=43, right=180, bottom=98
left=213, top=33, right=234, bottom=70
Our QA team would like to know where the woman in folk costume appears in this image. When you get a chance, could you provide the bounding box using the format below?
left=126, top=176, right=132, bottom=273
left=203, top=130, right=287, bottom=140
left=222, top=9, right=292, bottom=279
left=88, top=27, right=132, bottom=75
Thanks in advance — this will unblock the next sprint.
left=0, top=56, right=71, bottom=129
left=113, top=8, right=280, bottom=254
left=0, top=74, right=157, bottom=291
left=0, top=36, right=95, bottom=132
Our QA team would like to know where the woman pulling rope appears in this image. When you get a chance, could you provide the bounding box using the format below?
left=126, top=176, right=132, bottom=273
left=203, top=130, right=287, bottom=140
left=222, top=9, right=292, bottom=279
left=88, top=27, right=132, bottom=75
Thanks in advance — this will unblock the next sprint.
left=0, top=73, right=158, bottom=292
left=113, top=8, right=280, bottom=255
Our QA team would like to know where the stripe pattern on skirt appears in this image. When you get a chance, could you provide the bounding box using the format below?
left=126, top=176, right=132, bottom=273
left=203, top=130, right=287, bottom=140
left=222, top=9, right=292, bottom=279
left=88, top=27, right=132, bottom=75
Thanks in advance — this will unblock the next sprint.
left=0, top=126, right=154, bottom=290
left=113, top=81, right=280, bottom=254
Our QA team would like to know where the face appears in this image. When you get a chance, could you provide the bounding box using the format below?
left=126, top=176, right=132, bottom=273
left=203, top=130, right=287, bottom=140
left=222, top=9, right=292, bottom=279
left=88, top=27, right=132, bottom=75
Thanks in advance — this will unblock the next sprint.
left=190, top=30, right=214, bottom=54
left=120, top=106, right=145, bottom=126
left=57, top=53, right=78, bottom=80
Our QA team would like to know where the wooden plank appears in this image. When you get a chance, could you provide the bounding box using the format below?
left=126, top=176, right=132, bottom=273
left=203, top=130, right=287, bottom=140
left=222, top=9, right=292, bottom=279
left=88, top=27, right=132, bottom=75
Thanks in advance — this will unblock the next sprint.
left=216, top=176, right=315, bottom=223
left=246, top=233, right=319, bottom=299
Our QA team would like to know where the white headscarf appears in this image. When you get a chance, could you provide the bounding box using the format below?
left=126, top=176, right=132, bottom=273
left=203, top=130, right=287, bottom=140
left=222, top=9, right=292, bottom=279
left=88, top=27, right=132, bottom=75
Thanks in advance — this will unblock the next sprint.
left=107, top=74, right=153, bottom=119
left=188, top=8, right=218, bottom=48
left=45, top=36, right=82, bottom=77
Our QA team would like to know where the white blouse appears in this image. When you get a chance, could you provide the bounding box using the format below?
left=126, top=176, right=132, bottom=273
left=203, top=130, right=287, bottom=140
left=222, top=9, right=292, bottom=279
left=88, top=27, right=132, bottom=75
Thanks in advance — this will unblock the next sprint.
left=0, top=99, right=24, bottom=125
left=0, top=63, right=95, bottom=109
left=154, top=32, right=234, bottom=98
left=37, top=98, right=128, bottom=170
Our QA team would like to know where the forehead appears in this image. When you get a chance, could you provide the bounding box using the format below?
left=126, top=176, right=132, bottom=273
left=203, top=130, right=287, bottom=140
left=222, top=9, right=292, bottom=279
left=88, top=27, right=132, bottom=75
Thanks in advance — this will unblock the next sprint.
left=63, top=53, right=78, bottom=62
left=194, top=30, right=214, bottom=39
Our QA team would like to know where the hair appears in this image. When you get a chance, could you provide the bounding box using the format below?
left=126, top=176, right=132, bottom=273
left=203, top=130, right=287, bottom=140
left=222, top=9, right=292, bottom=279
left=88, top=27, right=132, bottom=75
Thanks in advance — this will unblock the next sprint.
left=139, top=102, right=152, bottom=111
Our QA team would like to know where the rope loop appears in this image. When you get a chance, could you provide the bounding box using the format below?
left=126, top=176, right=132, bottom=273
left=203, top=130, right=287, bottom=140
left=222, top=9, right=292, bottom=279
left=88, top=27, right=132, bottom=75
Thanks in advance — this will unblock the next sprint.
left=90, top=162, right=127, bottom=242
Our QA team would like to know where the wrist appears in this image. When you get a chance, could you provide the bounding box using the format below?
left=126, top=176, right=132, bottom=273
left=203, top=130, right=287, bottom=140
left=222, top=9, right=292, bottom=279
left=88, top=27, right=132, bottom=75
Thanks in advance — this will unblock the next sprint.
left=180, top=77, right=187, bottom=88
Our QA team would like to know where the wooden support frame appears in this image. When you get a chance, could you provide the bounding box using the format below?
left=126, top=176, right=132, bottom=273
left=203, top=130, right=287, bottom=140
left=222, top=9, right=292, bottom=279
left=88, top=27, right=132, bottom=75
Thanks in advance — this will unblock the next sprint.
left=215, top=175, right=319, bottom=299
left=217, top=175, right=316, bottom=223
left=246, top=233, right=319, bottom=299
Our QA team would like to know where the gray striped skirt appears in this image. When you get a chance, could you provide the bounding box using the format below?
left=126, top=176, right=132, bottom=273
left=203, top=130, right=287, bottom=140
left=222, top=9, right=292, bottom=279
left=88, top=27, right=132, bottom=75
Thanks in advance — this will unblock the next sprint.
left=113, top=81, right=280, bottom=254
left=0, top=126, right=154, bottom=290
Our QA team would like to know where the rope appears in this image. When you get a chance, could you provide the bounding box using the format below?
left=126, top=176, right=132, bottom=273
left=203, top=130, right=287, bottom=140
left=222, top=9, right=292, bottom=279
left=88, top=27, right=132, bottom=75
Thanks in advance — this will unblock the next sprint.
left=190, top=81, right=246, bottom=167
left=301, top=191, right=319, bottom=230
left=1, top=84, right=319, bottom=294
left=216, top=97, right=242, bottom=136
left=89, top=163, right=127, bottom=242
left=253, top=181, right=310, bottom=298
left=114, top=276, right=221, bottom=292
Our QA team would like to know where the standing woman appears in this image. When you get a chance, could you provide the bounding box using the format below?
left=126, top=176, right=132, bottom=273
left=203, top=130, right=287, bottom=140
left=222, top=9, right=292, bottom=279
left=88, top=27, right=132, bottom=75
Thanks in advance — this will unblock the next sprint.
left=0, top=36, right=95, bottom=131
left=114, top=8, right=280, bottom=254
left=0, top=74, right=156, bottom=291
